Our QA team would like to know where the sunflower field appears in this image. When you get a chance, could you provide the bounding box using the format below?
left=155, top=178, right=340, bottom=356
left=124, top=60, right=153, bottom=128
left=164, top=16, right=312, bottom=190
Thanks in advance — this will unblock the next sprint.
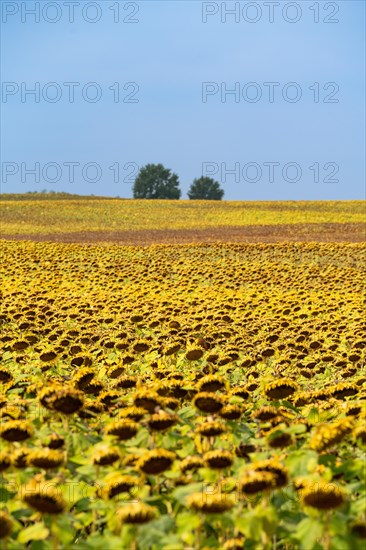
left=0, top=240, right=365, bottom=549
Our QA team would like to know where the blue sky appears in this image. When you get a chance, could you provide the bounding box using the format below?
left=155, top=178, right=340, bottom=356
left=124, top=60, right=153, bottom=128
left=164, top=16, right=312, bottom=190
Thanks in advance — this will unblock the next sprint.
left=1, top=0, right=365, bottom=199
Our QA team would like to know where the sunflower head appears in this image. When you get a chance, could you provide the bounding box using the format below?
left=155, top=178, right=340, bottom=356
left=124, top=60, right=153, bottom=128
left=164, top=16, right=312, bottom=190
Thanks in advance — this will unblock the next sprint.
left=239, top=471, right=276, bottom=495
left=0, top=452, right=11, bottom=472
left=196, top=421, right=226, bottom=437
left=193, top=392, right=225, bottom=413
left=22, top=479, right=67, bottom=514
left=301, top=482, right=345, bottom=510
left=186, top=492, right=234, bottom=514
left=117, top=502, right=157, bottom=524
left=0, top=420, right=33, bottom=442
left=252, top=459, right=288, bottom=488
left=264, top=379, right=298, bottom=400
left=29, top=449, right=64, bottom=470
left=0, top=511, right=13, bottom=539
left=180, top=456, right=205, bottom=474
left=103, top=474, right=140, bottom=500
left=309, top=418, right=353, bottom=452
left=204, top=450, right=234, bottom=470
left=50, top=387, right=84, bottom=415
left=197, top=375, right=227, bottom=393
left=92, top=446, right=120, bottom=466
left=137, top=449, right=175, bottom=475
left=105, top=419, right=139, bottom=441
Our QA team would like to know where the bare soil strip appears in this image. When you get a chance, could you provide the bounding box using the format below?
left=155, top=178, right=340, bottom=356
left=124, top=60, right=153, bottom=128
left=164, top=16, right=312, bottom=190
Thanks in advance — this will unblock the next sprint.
left=1, top=223, right=365, bottom=245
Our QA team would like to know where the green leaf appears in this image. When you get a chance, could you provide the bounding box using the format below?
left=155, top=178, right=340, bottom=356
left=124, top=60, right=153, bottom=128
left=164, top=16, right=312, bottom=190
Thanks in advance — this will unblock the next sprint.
left=294, top=517, right=324, bottom=549
left=18, top=523, right=49, bottom=544
left=285, top=450, right=318, bottom=477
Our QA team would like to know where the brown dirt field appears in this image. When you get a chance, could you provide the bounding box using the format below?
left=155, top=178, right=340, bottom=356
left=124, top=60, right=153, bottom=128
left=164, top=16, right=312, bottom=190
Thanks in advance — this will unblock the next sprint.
left=1, top=223, right=365, bottom=245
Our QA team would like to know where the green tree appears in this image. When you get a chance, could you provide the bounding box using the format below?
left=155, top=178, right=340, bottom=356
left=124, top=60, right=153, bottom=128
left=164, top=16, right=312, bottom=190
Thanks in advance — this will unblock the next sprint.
left=188, top=177, right=224, bottom=200
left=132, top=164, right=181, bottom=199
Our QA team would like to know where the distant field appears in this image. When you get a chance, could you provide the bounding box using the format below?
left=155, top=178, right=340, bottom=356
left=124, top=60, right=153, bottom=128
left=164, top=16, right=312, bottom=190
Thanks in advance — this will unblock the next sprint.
left=1, top=197, right=365, bottom=242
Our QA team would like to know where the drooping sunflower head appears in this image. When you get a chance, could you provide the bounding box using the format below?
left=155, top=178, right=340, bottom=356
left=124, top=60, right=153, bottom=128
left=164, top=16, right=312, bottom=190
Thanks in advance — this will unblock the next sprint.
left=180, top=456, right=205, bottom=474
left=239, top=471, right=276, bottom=495
left=301, top=482, right=345, bottom=510
left=29, top=449, right=64, bottom=470
left=0, top=511, right=13, bottom=539
left=50, top=387, right=84, bottom=415
left=204, top=450, right=234, bottom=470
left=105, top=419, right=139, bottom=441
left=193, top=392, right=225, bottom=413
left=264, top=379, right=298, bottom=400
left=137, top=449, right=175, bottom=475
left=252, top=459, right=289, bottom=488
left=0, top=420, right=33, bottom=442
left=133, top=389, right=163, bottom=413
left=102, top=474, right=140, bottom=500
left=309, top=418, right=353, bottom=452
left=186, top=492, right=234, bottom=514
left=22, top=479, right=67, bottom=514
left=197, top=374, right=227, bottom=393
left=148, top=411, right=178, bottom=432
left=196, top=420, right=226, bottom=438
left=0, top=452, right=11, bottom=473
left=92, top=446, right=120, bottom=466
left=117, top=502, right=157, bottom=524
left=219, top=404, right=243, bottom=421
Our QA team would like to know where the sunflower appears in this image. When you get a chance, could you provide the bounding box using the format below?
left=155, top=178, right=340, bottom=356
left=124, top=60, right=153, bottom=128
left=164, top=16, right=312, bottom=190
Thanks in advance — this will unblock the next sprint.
left=223, top=539, right=245, bottom=550
left=266, top=428, right=294, bottom=449
left=186, top=492, right=234, bottom=513
left=185, top=348, right=204, bottom=361
left=137, top=449, right=175, bottom=475
left=351, top=520, right=366, bottom=538
left=354, top=425, right=366, bottom=444
left=118, top=406, right=146, bottom=422
left=22, top=479, right=67, bottom=514
left=0, top=368, right=12, bottom=383
left=230, top=387, right=250, bottom=400
left=11, top=448, right=31, bottom=469
left=44, top=434, right=65, bottom=450
left=29, top=449, right=64, bottom=469
left=330, top=383, right=358, bottom=399
left=0, top=452, right=11, bottom=472
left=239, top=471, right=276, bottom=495
left=235, top=443, right=256, bottom=459
left=193, top=392, right=224, bottom=413
left=105, top=419, right=139, bottom=440
left=72, top=367, right=95, bottom=390
left=197, top=375, right=227, bottom=393
left=117, top=502, right=156, bottom=524
left=115, top=375, right=138, bottom=390
left=92, top=446, right=120, bottom=466
left=252, top=406, right=280, bottom=421
left=50, top=387, right=84, bottom=415
left=148, top=411, right=178, bottom=431
left=264, top=379, right=298, bottom=400
left=309, top=418, right=353, bottom=452
left=156, top=379, right=188, bottom=399
left=180, top=456, right=205, bottom=473
left=204, top=450, right=234, bottom=470
left=162, top=397, right=180, bottom=411
left=134, top=390, right=162, bottom=413
left=0, top=420, right=33, bottom=442
left=219, top=404, right=243, bottom=421
left=301, top=482, right=345, bottom=510
left=103, top=474, right=140, bottom=499
left=252, top=459, right=288, bottom=488
left=196, top=421, right=226, bottom=437
left=0, top=511, right=13, bottom=539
